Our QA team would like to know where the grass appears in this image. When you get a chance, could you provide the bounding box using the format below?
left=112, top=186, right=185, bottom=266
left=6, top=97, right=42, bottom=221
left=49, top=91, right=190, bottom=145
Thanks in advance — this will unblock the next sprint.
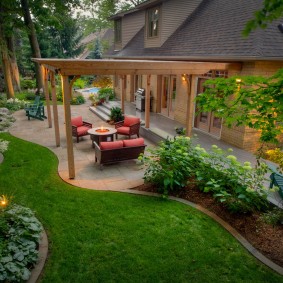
left=0, top=132, right=282, bottom=283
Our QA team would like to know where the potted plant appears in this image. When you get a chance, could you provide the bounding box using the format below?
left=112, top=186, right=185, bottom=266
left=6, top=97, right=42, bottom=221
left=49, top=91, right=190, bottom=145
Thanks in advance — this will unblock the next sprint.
left=109, top=107, right=124, bottom=124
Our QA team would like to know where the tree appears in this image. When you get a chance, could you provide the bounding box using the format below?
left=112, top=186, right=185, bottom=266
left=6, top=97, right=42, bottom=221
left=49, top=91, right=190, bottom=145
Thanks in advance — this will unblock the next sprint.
left=243, top=0, right=283, bottom=35
left=195, top=70, right=283, bottom=145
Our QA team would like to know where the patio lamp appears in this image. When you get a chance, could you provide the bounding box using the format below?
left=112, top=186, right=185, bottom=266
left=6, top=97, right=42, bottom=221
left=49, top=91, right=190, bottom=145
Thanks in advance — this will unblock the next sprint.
left=182, top=74, right=187, bottom=82
left=236, top=78, right=242, bottom=91
left=0, top=195, right=8, bottom=208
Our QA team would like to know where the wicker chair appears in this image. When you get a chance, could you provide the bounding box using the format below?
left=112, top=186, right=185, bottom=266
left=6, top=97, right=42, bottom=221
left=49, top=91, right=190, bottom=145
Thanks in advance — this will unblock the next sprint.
left=71, top=116, right=92, bottom=143
left=115, top=116, right=141, bottom=139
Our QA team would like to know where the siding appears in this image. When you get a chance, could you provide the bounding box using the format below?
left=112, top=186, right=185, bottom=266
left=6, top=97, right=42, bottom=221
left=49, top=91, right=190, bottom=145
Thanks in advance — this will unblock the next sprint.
left=122, top=10, right=145, bottom=49
left=161, top=0, right=203, bottom=45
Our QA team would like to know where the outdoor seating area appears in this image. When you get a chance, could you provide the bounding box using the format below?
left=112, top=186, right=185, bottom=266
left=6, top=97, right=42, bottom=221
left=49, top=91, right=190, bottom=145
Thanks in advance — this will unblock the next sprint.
left=94, top=138, right=146, bottom=169
left=115, top=115, right=141, bottom=139
left=71, top=116, right=93, bottom=143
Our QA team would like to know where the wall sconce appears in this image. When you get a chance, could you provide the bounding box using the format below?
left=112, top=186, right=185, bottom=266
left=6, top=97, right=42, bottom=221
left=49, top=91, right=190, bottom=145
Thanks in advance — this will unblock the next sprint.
left=182, top=74, right=187, bottom=82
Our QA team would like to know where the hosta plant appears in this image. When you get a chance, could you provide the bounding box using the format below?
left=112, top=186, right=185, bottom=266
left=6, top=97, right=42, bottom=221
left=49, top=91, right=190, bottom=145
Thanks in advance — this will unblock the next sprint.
left=0, top=202, right=43, bottom=282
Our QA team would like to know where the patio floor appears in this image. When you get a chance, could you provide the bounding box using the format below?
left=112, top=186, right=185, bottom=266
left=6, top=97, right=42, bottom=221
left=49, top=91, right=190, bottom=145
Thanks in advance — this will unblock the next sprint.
left=9, top=99, right=283, bottom=208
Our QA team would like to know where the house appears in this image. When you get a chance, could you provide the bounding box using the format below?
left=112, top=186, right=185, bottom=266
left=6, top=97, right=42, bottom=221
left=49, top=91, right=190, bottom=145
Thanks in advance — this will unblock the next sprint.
left=107, top=0, right=283, bottom=151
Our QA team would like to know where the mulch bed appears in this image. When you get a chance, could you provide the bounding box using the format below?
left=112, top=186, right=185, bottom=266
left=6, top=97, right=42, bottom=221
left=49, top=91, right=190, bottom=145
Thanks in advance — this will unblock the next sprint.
left=133, top=183, right=283, bottom=267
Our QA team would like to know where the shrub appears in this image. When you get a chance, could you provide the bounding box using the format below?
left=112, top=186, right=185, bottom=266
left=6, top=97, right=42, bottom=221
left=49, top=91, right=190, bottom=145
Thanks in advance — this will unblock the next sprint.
left=98, top=88, right=115, bottom=101
left=259, top=207, right=283, bottom=226
left=4, top=98, right=26, bottom=112
left=0, top=139, right=9, bottom=153
left=70, top=95, right=85, bottom=105
left=92, top=75, right=113, bottom=88
left=143, top=137, right=195, bottom=196
left=110, top=107, right=123, bottom=122
left=73, top=78, right=85, bottom=89
left=0, top=202, right=43, bottom=282
left=143, top=136, right=272, bottom=213
left=265, top=148, right=283, bottom=173
left=20, top=79, right=36, bottom=90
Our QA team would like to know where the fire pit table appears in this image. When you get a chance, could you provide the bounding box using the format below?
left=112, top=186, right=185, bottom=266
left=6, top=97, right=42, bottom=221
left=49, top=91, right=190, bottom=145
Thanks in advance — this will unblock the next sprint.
left=88, top=127, right=117, bottom=147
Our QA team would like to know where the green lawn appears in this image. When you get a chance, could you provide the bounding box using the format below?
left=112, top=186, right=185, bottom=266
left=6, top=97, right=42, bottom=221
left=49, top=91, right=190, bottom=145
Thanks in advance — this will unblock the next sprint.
left=0, top=132, right=282, bottom=283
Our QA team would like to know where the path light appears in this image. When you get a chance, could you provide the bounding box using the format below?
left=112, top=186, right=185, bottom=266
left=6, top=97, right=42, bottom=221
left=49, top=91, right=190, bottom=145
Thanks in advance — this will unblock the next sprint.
left=182, top=74, right=187, bottom=82
left=0, top=195, right=8, bottom=208
left=236, top=78, right=242, bottom=91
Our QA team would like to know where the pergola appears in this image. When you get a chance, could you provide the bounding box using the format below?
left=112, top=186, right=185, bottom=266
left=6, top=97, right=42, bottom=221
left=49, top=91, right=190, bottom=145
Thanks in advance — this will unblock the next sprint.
left=33, top=59, right=241, bottom=179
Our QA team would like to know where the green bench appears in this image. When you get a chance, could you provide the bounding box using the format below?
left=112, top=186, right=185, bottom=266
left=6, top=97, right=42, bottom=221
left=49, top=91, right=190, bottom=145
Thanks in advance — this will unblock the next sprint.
left=269, top=163, right=283, bottom=199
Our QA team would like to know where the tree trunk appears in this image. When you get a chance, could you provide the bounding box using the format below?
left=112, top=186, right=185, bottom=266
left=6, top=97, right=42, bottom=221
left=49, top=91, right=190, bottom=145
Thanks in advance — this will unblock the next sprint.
left=20, top=0, right=43, bottom=93
left=0, top=9, right=14, bottom=98
left=6, top=35, right=21, bottom=92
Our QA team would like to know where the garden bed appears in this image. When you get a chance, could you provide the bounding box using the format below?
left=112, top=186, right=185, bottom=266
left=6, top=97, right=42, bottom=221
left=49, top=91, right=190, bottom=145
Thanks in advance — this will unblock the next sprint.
left=135, top=183, right=283, bottom=267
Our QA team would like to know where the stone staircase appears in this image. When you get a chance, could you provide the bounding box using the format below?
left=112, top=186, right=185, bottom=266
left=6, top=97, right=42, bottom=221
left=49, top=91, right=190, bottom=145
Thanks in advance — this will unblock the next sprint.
left=89, top=101, right=121, bottom=122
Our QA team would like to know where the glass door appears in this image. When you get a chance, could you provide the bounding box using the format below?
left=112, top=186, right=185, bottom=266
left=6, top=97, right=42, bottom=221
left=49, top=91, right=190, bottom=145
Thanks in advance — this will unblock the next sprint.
left=161, top=76, right=176, bottom=119
left=194, top=78, right=222, bottom=137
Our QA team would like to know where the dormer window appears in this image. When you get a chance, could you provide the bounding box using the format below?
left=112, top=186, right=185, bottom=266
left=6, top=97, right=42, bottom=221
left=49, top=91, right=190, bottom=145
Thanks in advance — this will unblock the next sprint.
left=114, top=19, right=122, bottom=43
left=147, top=7, right=159, bottom=38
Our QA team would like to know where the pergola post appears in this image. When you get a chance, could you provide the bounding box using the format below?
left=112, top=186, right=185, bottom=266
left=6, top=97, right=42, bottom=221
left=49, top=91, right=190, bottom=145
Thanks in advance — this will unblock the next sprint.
left=145, top=75, right=151, bottom=128
left=121, top=75, right=126, bottom=113
left=42, top=66, right=52, bottom=128
left=186, top=75, right=197, bottom=136
left=50, top=72, right=60, bottom=147
left=62, top=75, right=75, bottom=179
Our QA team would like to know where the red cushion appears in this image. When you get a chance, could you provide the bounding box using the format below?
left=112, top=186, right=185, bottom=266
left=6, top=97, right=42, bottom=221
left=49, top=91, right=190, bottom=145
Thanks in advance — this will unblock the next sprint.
left=100, top=140, right=123, bottom=150
left=124, top=116, right=140, bottom=127
left=71, top=116, right=83, bottom=127
left=117, top=126, right=130, bottom=134
left=77, top=126, right=90, bottom=136
left=123, top=138, right=145, bottom=147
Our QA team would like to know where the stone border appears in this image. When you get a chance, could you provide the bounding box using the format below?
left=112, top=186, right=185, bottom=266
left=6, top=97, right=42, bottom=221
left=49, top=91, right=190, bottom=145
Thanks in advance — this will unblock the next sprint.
left=124, top=189, right=283, bottom=276
left=27, top=229, right=48, bottom=283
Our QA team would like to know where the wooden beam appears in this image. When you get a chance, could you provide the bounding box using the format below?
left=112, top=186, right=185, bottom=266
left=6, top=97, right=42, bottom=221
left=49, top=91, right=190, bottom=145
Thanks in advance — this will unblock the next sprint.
left=50, top=72, right=60, bottom=147
left=186, top=75, right=196, bottom=136
left=62, top=75, right=75, bottom=179
left=32, top=59, right=242, bottom=76
left=156, top=75, right=162, bottom=113
left=42, top=66, right=52, bottom=128
left=145, top=75, right=151, bottom=128
left=130, top=75, right=135, bottom=102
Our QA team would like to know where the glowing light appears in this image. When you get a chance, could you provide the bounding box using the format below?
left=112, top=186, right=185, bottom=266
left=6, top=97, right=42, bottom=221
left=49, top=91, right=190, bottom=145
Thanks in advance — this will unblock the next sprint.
left=0, top=195, right=8, bottom=208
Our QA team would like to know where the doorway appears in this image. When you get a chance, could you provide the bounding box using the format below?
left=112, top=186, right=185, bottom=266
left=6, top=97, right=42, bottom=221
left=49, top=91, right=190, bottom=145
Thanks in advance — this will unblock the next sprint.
left=161, top=75, right=176, bottom=119
left=194, top=78, right=222, bottom=137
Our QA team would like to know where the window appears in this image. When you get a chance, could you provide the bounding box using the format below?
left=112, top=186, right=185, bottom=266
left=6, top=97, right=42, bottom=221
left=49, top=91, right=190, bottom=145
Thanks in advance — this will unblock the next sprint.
left=114, top=20, right=122, bottom=43
left=148, top=7, right=159, bottom=37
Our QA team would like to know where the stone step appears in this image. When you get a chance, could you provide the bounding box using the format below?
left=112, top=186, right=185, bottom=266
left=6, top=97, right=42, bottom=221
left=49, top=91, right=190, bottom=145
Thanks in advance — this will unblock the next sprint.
left=96, top=105, right=111, bottom=116
left=89, top=106, right=110, bottom=122
left=103, top=101, right=121, bottom=111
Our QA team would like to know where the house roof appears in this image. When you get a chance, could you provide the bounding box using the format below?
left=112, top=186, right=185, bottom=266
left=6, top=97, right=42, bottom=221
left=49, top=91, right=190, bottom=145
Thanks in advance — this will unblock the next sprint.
left=108, top=0, right=283, bottom=61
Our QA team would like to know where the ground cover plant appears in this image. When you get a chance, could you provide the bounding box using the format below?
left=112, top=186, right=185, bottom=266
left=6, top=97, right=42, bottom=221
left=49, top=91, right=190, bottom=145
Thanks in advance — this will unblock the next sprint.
left=0, top=133, right=282, bottom=282
left=0, top=201, right=43, bottom=282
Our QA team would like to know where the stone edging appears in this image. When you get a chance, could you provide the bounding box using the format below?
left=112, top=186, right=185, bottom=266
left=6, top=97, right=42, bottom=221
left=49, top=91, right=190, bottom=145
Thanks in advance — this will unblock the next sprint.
left=123, top=189, right=283, bottom=276
left=27, top=229, right=48, bottom=283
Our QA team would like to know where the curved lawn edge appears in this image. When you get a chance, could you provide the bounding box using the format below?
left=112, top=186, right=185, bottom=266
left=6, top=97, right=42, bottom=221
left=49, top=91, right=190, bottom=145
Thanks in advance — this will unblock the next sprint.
left=122, top=189, right=283, bottom=276
left=27, top=229, right=49, bottom=283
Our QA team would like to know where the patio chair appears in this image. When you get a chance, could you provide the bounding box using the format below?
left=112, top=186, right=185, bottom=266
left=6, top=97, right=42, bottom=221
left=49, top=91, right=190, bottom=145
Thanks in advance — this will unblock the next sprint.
left=71, top=116, right=92, bottom=143
left=24, top=95, right=41, bottom=111
left=268, top=163, right=283, bottom=199
left=115, top=115, right=141, bottom=139
left=25, top=104, right=47, bottom=121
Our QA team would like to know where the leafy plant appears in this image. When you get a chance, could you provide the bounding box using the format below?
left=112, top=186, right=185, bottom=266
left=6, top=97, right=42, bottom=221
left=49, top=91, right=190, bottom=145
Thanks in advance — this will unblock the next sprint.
left=98, top=87, right=115, bottom=101
left=0, top=139, right=9, bottom=153
left=195, top=70, right=283, bottom=145
left=175, top=127, right=186, bottom=136
left=92, top=76, right=113, bottom=88
left=73, top=78, right=86, bottom=89
left=259, top=207, right=283, bottom=226
left=70, top=95, right=86, bottom=105
left=265, top=148, right=283, bottom=173
left=110, top=107, right=123, bottom=122
left=4, top=98, right=26, bottom=112
left=0, top=203, right=43, bottom=282
left=20, top=79, right=36, bottom=90
left=143, top=136, right=273, bottom=213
